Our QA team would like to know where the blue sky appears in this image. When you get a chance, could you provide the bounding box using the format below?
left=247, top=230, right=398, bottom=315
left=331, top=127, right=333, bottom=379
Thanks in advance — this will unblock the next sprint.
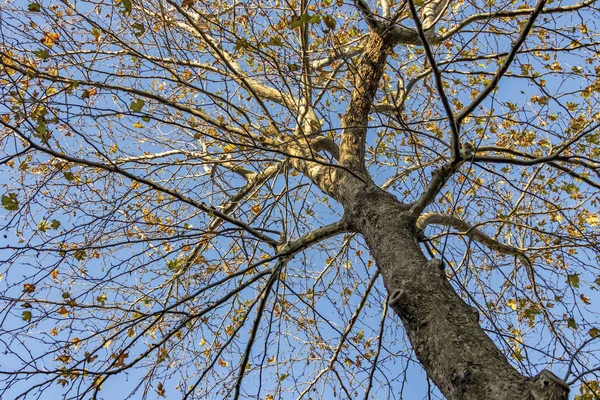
left=1, top=0, right=600, bottom=398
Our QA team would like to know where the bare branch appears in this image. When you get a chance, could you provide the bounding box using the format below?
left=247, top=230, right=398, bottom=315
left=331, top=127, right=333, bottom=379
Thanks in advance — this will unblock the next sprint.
left=457, top=0, right=548, bottom=123
left=407, top=0, right=461, bottom=159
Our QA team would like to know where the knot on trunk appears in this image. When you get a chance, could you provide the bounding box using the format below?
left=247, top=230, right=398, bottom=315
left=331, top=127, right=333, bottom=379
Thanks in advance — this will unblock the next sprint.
left=450, top=365, right=478, bottom=393
left=529, top=370, right=569, bottom=400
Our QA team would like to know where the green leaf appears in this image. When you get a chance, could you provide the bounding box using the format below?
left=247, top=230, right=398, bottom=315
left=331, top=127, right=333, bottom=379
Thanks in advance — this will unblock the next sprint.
left=166, top=258, right=185, bottom=272
left=22, top=311, right=32, bottom=323
left=63, top=171, right=75, bottom=181
left=266, top=37, right=283, bottom=47
left=288, top=13, right=319, bottom=29
left=2, top=193, right=19, bottom=211
left=132, top=23, right=145, bottom=37
left=73, top=250, right=86, bottom=261
left=51, top=219, right=61, bottom=230
left=130, top=99, right=145, bottom=112
left=567, top=317, right=578, bottom=330
left=34, top=48, right=50, bottom=60
left=28, top=2, right=41, bottom=12
left=34, top=121, right=49, bottom=142
left=141, top=116, right=150, bottom=122
left=322, top=15, right=336, bottom=30
left=96, top=293, right=107, bottom=306
left=308, top=14, right=321, bottom=24
left=567, top=273, right=580, bottom=288
left=588, top=327, right=600, bottom=338
left=118, top=0, right=132, bottom=15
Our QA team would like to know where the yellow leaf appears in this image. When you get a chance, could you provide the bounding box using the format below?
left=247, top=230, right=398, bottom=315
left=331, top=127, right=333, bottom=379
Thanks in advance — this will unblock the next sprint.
left=507, top=299, right=518, bottom=311
left=580, top=294, right=591, bottom=305
left=223, top=144, right=236, bottom=153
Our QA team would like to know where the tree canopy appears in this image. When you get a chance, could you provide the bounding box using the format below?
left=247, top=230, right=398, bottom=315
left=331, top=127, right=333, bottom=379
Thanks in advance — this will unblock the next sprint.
left=0, top=0, right=599, bottom=398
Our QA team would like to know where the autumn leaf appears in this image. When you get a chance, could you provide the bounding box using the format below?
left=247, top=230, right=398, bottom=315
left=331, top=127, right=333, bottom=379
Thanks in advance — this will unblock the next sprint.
left=588, top=328, right=600, bottom=338
left=85, top=352, right=98, bottom=362
left=50, top=269, right=59, bottom=280
left=96, top=293, right=107, bottom=306
left=587, top=214, right=599, bottom=226
left=112, top=351, right=129, bottom=367
left=40, top=32, right=60, bottom=47
left=37, top=220, right=50, bottom=232
left=223, top=144, right=236, bottom=153
left=23, top=283, right=36, bottom=294
left=81, top=87, right=97, bottom=99
left=55, top=354, right=72, bottom=363
left=580, top=294, right=591, bottom=305
left=181, top=0, right=195, bottom=8
left=156, top=382, right=166, bottom=397
left=57, top=306, right=69, bottom=316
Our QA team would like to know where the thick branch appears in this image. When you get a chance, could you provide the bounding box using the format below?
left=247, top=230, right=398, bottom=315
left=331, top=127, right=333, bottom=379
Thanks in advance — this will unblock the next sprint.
left=339, top=32, right=391, bottom=172
left=417, top=212, right=531, bottom=266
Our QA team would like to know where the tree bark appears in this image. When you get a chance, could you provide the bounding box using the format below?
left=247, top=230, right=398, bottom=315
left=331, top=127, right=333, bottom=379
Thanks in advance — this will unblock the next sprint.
left=343, top=183, right=570, bottom=400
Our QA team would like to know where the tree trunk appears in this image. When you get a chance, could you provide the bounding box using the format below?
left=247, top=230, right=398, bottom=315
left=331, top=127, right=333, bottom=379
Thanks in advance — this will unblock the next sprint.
left=344, top=184, right=570, bottom=400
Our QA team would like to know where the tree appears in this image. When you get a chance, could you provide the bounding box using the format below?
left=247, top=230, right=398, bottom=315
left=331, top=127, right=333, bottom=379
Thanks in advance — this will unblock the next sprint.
left=0, top=0, right=599, bottom=398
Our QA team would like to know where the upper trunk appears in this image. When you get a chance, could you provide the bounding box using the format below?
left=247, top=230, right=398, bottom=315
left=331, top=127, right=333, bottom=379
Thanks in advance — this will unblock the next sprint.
left=344, top=184, right=570, bottom=400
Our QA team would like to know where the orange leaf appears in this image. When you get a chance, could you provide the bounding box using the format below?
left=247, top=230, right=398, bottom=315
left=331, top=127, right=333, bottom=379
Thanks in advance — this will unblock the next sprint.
left=57, top=306, right=69, bottom=316
left=40, top=32, right=60, bottom=47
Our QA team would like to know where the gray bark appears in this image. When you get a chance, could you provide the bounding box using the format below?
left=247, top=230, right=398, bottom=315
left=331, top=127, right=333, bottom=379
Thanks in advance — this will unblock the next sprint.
left=342, top=183, right=569, bottom=400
